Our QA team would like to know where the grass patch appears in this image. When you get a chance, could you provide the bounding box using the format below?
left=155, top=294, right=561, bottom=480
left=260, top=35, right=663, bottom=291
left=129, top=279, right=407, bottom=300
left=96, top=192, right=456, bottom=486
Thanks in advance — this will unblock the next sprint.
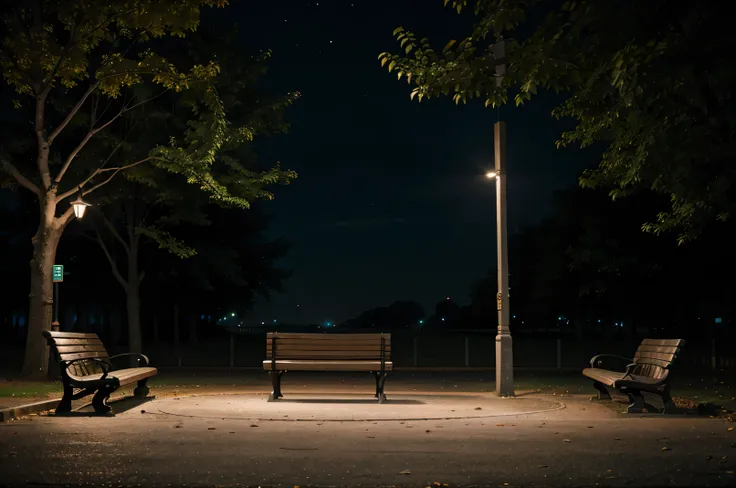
left=0, top=381, right=63, bottom=398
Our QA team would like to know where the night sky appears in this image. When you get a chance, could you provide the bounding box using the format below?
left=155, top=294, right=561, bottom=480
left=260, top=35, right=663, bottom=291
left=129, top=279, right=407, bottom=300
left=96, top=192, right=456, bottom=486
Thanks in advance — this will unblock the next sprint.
left=218, top=0, right=593, bottom=325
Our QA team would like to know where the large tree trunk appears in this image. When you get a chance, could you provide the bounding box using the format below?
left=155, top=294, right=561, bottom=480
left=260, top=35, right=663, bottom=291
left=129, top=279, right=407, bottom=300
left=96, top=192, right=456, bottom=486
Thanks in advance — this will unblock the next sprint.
left=22, top=221, right=61, bottom=379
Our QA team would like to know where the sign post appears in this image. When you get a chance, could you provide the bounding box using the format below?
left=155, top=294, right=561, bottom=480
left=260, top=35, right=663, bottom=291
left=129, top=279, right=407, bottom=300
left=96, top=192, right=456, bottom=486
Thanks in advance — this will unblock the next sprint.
left=51, top=265, right=63, bottom=329
left=48, top=265, right=64, bottom=380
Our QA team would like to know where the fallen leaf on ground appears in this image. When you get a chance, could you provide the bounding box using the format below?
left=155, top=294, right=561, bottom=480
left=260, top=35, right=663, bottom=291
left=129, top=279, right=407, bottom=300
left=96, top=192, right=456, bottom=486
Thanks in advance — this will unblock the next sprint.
left=537, top=465, right=549, bottom=468
left=728, top=427, right=733, bottom=431
left=474, top=407, right=482, bottom=410
left=706, top=456, right=713, bottom=461
left=496, top=424, right=505, bottom=427
left=661, top=447, right=672, bottom=452
left=398, top=469, right=411, bottom=475
left=563, top=439, right=571, bottom=443
left=614, top=437, right=621, bottom=440
left=208, top=427, right=215, bottom=431
left=250, top=424, right=258, bottom=428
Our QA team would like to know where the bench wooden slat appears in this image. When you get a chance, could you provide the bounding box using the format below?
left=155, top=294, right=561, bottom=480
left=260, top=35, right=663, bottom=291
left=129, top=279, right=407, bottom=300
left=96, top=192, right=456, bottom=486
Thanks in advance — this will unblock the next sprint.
left=267, top=343, right=391, bottom=350
left=640, top=339, right=684, bottom=347
left=267, top=333, right=390, bottom=339
left=263, top=360, right=393, bottom=372
left=51, top=338, right=105, bottom=346
left=59, top=351, right=110, bottom=362
left=267, top=338, right=391, bottom=346
left=636, top=345, right=680, bottom=354
left=45, top=331, right=100, bottom=339
left=56, top=344, right=109, bottom=354
left=634, top=357, right=672, bottom=369
left=634, top=351, right=677, bottom=363
left=267, top=353, right=392, bottom=360
left=266, top=346, right=391, bottom=354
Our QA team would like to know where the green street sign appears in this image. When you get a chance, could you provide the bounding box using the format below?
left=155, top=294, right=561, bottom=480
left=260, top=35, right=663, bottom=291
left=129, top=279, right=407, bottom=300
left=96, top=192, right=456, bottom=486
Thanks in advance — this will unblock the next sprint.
left=52, top=264, right=64, bottom=283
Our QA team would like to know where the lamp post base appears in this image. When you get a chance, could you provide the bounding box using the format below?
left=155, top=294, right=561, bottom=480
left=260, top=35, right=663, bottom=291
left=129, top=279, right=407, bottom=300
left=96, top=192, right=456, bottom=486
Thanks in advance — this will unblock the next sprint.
left=496, top=332, right=514, bottom=397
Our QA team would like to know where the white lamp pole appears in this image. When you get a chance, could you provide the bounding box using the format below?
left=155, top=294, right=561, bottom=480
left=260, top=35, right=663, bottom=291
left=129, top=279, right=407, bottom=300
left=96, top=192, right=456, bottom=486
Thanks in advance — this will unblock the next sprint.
left=494, top=121, right=514, bottom=397
left=492, top=39, right=514, bottom=397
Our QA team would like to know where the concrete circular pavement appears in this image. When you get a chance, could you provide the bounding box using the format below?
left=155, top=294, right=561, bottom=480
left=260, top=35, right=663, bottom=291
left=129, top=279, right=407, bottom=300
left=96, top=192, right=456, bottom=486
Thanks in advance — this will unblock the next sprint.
left=150, top=392, right=565, bottom=421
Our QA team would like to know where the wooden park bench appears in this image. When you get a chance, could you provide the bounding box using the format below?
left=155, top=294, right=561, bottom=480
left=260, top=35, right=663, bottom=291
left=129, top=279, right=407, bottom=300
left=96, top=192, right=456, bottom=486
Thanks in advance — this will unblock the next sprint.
left=263, top=332, right=392, bottom=403
left=582, top=338, right=685, bottom=413
left=43, top=331, right=157, bottom=414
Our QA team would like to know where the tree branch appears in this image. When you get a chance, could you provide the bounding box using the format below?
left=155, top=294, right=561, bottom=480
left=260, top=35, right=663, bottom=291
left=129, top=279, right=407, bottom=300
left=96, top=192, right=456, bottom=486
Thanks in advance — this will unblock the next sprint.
left=35, top=95, right=51, bottom=189
left=2, top=160, right=42, bottom=196
left=46, top=83, right=99, bottom=146
left=56, top=156, right=155, bottom=202
left=94, top=227, right=129, bottom=291
left=54, top=88, right=169, bottom=184
left=39, top=11, right=81, bottom=95
left=98, top=209, right=130, bottom=255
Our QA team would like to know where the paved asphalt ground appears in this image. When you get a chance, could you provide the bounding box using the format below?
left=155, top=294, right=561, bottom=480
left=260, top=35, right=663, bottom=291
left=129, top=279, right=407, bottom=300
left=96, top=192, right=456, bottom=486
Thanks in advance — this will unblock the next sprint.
left=1, top=376, right=735, bottom=488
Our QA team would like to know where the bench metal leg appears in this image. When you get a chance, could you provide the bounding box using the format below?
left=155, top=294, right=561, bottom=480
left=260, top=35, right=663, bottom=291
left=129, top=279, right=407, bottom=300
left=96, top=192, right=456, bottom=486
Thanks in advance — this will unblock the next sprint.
left=376, top=372, right=388, bottom=404
left=133, top=378, right=150, bottom=397
left=591, top=381, right=612, bottom=401
left=56, top=382, right=74, bottom=414
left=268, top=371, right=284, bottom=402
left=661, top=386, right=677, bottom=414
left=625, top=389, right=659, bottom=414
left=92, top=385, right=116, bottom=414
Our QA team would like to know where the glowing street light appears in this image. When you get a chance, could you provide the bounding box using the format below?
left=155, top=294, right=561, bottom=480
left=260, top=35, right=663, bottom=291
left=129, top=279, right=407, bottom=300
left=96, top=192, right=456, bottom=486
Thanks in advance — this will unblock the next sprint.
left=70, top=194, right=91, bottom=219
left=485, top=171, right=498, bottom=179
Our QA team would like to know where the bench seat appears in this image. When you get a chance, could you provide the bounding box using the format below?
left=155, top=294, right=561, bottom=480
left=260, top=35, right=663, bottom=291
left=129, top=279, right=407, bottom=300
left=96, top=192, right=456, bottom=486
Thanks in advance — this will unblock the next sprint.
left=43, top=331, right=157, bottom=414
left=67, top=367, right=158, bottom=389
left=581, top=368, right=660, bottom=390
left=582, top=338, right=685, bottom=413
left=264, top=332, right=392, bottom=403
left=262, top=360, right=393, bottom=372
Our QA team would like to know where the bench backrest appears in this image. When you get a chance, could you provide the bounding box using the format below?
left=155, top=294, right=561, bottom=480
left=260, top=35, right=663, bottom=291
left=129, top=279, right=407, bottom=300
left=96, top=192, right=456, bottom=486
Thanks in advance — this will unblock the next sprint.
left=632, top=338, right=685, bottom=379
left=266, top=332, right=391, bottom=362
left=42, top=331, right=109, bottom=377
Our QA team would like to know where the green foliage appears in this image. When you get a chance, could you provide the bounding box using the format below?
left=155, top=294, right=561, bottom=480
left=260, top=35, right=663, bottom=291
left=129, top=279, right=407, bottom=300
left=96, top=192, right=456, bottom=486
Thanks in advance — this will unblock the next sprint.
left=380, top=1, right=736, bottom=242
left=0, top=0, right=292, bottom=220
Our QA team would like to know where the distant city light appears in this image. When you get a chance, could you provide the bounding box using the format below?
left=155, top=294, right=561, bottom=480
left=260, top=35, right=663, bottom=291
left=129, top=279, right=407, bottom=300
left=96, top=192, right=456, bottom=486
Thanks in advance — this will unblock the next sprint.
left=441, top=317, right=445, bottom=321
left=446, top=296, right=451, bottom=300
left=273, top=319, right=277, bottom=323
left=261, top=321, right=265, bottom=325
left=715, top=317, right=723, bottom=324
left=231, top=312, right=235, bottom=317
left=419, top=319, right=424, bottom=325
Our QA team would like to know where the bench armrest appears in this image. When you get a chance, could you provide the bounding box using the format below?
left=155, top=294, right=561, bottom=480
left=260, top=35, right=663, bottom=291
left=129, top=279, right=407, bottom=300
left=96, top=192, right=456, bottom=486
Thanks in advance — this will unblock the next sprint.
left=108, top=353, right=150, bottom=367
left=62, top=357, right=111, bottom=379
left=589, top=354, right=633, bottom=369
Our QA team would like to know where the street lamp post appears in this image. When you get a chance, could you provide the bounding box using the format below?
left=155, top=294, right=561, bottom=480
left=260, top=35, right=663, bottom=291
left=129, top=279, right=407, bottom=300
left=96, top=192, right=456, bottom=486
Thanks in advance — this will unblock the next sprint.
left=493, top=121, right=514, bottom=396
left=490, top=39, right=514, bottom=396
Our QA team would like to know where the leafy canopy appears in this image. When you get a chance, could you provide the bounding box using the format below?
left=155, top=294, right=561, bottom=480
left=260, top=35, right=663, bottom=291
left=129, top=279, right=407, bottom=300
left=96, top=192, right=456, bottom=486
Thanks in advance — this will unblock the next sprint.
left=378, top=0, right=736, bottom=243
left=0, top=0, right=293, bottom=221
